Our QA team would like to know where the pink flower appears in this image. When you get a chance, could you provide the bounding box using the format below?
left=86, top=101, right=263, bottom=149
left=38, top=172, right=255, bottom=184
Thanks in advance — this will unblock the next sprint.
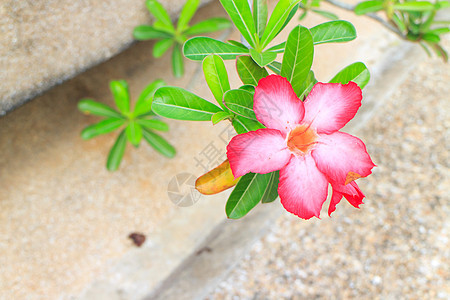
left=226, top=75, right=375, bottom=219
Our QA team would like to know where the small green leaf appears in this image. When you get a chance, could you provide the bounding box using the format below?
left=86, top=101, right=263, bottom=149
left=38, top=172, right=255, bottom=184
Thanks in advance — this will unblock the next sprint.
left=330, top=62, right=370, bottom=89
left=236, top=55, right=269, bottom=86
left=212, top=111, right=234, bottom=125
left=232, top=116, right=264, bottom=134
left=227, top=40, right=249, bottom=49
left=203, top=55, right=231, bottom=110
left=422, top=32, right=440, bottom=43
left=134, top=79, right=166, bottom=117
left=393, top=1, right=435, bottom=12
left=298, top=70, right=318, bottom=100
left=354, top=0, right=384, bottom=15
left=146, top=0, right=174, bottom=31
left=110, top=80, right=130, bottom=115
left=310, top=20, right=357, bottom=45
left=183, top=37, right=249, bottom=61
left=428, top=27, right=450, bottom=35
left=267, top=61, right=282, bottom=75
left=392, top=13, right=407, bottom=33
left=219, top=0, right=257, bottom=47
left=311, top=9, right=339, bottom=20
left=281, top=25, right=314, bottom=96
left=261, top=171, right=279, bottom=203
left=153, top=87, right=222, bottom=121
left=136, top=118, right=169, bottom=131
left=266, top=42, right=285, bottom=53
left=133, top=25, right=173, bottom=40
left=239, top=85, right=256, bottom=93
left=78, top=99, right=123, bottom=119
left=81, top=118, right=125, bottom=140
left=126, top=121, right=143, bottom=147
left=184, top=18, right=232, bottom=35
left=142, top=127, right=176, bottom=158
left=226, top=172, right=273, bottom=219
left=106, top=130, right=127, bottom=171
left=253, top=0, right=268, bottom=38
left=177, top=0, right=200, bottom=32
left=223, top=89, right=256, bottom=120
left=153, top=38, right=174, bottom=58
left=172, top=44, right=184, bottom=78
left=249, top=49, right=277, bottom=67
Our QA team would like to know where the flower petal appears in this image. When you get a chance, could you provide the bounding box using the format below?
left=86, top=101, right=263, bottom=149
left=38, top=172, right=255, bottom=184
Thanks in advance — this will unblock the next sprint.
left=227, top=128, right=291, bottom=178
left=254, top=75, right=305, bottom=134
left=312, top=131, right=375, bottom=185
left=303, top=82, right=362, bottom=134
left=328, top=181, right=365, bottom=216
left=278, top=155, right=328, bottom=219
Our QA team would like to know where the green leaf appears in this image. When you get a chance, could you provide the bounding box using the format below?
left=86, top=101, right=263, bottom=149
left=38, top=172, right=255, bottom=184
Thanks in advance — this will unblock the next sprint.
left=239, top=85, right=256, bottom=93
left=261, top=171, right=279, bottom=203
left=435, top=1, right=450, bottom=9
left=133, top=25, right=173, bottom=40
left=81, top=118, right=125, bottom=140
left=393, top=2, right=435, bottom=12
left=330, top=62, right=370, bottom=89
left=428, top=27, right=450, bottom=35
left=311, top=9, right=339, bottom=20
left=310, top=20, right=357, bottom=44
left=153, top=38, right=174, bottom=58
left=184, top=18, right=232, bottom=35
left=146, top=0, right=174, bottom=31
left=298, top=10, right=308, bottom=21
left=153, top=87, right=222, bottom=121
left=110, top=80, right=130, bottom=115
left=261, top=0, right=301, bottom=49
left=177, top=0, right=200, bottom=32
left=236, top=55, right=269, bottom=86
left=183, top=37, right=249, bottom=61
left=281, top=25, right=314, bottom=96
left=249, top=49, right=277, bottom=67
left=136, top=118, right=169, bottom=131
left=227, top=40, right=249, bottom=48
left=226, top=172, right=273, bottom=219
left=134, top=79, right=166, bottom=117
left=172, top=44, right=184, bottom=78
left=219, top=0, right=257, bottom=47
left=422, top=32, right=440, bottom=43
left=253, top=0, right=268, bottom=38
left=142, top=127, right=176, bottom=158
left=106, top=130, right=127, bottom=171
left=223, top=89, right=256, bottom=120
left=202, top=55, right=231, bottom=110
left=126, top=121, right=143, bottom=147
left=78, top=99, right=123, bottom=119
left=232, top=116, right=264, bottom=134
left=266, top=42, right=285, bottom=53
left=298, top=70, right=318, bottom=100
left=212, top=111, right=234, bottom=125
left=354, top=0, right=384, bottom=15
left=392, top=13, right=407, bottom=33
left=267, top=61, right=282, bottom=75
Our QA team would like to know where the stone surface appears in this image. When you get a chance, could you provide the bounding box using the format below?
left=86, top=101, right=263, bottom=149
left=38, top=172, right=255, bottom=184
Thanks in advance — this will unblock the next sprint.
left=0, top=0, right=211, bottom=115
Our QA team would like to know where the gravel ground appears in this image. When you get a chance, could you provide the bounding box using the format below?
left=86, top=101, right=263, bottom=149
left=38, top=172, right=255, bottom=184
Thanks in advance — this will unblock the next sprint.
left=208, top=51, right=449, bottom=299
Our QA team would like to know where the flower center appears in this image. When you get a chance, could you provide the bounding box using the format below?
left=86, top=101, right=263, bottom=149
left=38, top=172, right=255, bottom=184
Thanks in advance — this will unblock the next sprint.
left=287, top=124, right=318, bottom=155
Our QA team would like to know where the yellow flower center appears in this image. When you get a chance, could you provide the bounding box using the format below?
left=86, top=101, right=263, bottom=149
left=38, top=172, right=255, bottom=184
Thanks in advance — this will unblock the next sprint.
left=287, top=124, right=318, bottom=155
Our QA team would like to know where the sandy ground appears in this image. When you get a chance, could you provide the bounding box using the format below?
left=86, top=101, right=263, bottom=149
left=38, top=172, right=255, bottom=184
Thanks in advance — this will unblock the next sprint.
left=208, top=41, right=450, bottom=299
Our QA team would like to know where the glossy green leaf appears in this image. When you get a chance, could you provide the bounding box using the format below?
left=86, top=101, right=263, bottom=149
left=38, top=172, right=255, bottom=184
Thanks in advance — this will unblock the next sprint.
left=311, top=9, right=339, bottom=20
left=249, top=49, right=277, bottom=67
left=261, top=0, right=301, bottom=49
left=177, top=0, right=200, bottom=32
left=227, top=40, right=249, bottom=49
left=78, top=99, right=123, bottom=119
left=153, top=38, right=174, bottom=58
left=232, top=116, right=264, bottom=134
left=226, top=172, right=273, bottom=219
left=184, top=18, right=232, bottom=35
left=133, top=25, right=172, bottom=40
left=236, top=55, right=269, bottom=86
left=393, top=2, right=434, bottom=12
left=81, top=118, right=125, bottom=140
left=281, top=25, right=314, bottom=96
left=136, top=119, right=169, bottom=131
left=153, top=87, right=222, bottom=121
left=106, top=130, right=127, bottom=171
left=134, top=79, right=165, bottom=117
left=172, top=44, right=184, bottom=78
left=267, top=61, right=282, bottom=75
left=261, top=171, right=279, bottom=203
left=298, top=70, right=318, bottom=100
left=183, top=37, right=249, bottom=61
left=142, top=127, right=176, bottom=158
left=239, top=85, right=256, bottom=93
left=266, top=42, right=285, bottom=53
left=219, top=0, right=257, bottom=47
left=277, top=2, right=300, bottom=36
left=354, top=0, right=384, bottom=15
left=253, top=0, right=268, bottom=38
left=223, top=89, right=256, bottom=120
left=310, top=20, right=357, bottom=44
left=202, top=55, right=230, bottom=110
left=212, top=111, right=234, bottom=125
left=126, top=121, right=143, bottom=147
left=330, top=62, right=370, bottom=89
left=110, top=80, right=130, bottom=115
left=146, top=0, right=174, bottom=30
